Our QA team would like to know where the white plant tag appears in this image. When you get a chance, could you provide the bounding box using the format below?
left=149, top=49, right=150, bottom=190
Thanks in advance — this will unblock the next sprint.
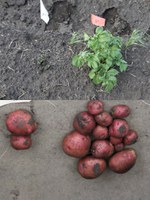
left=0, top=100, right=31, bottom=107
left=40, top=0, right=49, bottom=24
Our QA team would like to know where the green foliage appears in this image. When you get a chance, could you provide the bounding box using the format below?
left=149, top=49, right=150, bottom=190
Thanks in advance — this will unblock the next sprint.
left=69, top=32, right=82, bottom=45
left=69, top=27, right=144, bottom=92
left=125, top=30, right=145, bottom=48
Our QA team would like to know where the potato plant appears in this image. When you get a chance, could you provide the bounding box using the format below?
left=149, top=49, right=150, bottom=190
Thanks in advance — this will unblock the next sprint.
left=70, top=28, right=144, bottom=92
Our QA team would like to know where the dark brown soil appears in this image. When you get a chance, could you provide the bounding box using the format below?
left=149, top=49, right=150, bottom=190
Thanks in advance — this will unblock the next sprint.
left=0, top=0, right=150, bottom=99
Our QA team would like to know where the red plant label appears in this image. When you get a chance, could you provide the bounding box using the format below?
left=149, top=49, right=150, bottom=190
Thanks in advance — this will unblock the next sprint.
left=91, top=14, right=106, bottom=27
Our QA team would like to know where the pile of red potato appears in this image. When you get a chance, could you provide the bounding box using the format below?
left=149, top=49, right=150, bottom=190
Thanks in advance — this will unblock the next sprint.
left=62, top=100, right=138, bottom=179
left=6, top=109, right=38, bottom=150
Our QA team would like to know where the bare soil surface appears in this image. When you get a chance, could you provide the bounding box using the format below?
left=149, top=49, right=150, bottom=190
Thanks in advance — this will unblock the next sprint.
left=0, top=0, right=150, bottom=99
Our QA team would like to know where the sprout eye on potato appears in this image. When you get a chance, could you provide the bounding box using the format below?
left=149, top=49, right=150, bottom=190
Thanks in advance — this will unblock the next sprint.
left=62, top=100, right=138, bottom=179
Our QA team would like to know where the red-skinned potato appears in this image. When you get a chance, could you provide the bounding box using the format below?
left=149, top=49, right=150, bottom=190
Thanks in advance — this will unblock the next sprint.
left=124, top=130, right=138, bottom=145
left=111, top=105, right=131, bottom=118
left=73, top=111, right=96, bottom=135
left=87, top=100, right=104, bottom=115
left=91, top=140, right=114, bottom=159
left=95, top=112, right=113, bottom=127
left=10, top=135, right=32, bottom=150
left=93, top=125, right=109, bottom=140
left=109, top=149, right=137, bottom=173
left=110, top=136, right=123, bottom=145
left=6, top=109, right=37, bottom=136
left=77, top=156, right=106, bottom=179
left=109, top=119, right=129, bottom=138
left=114, top=143, right=125, bottom=152
left=62, top=131, right=91, bottom=158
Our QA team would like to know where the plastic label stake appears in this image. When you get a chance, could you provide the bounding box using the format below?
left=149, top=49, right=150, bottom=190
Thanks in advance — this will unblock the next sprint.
left=91, top=14, right=106, bottom=27
left=40, top=0, right=49, bottom=24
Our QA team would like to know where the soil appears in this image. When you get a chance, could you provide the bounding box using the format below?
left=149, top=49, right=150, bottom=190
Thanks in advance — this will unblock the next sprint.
left=0, top=0, right=150, bottom=99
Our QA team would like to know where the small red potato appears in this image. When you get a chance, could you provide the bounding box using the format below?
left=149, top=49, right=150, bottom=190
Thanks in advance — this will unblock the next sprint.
left=73, top=111, right=96, bottom=135
left=111, top=105, right=131, bottom=118
left=10, top=135, right=32, bottom=150
left=6, top=109, right=37, bottom=136
left=110, top=136, right=123, bottom=145
left=93, top=125, right=109, bottom=140
left=109, top=149, right=137, bottom=173
left=91, top=140, right=114, bottom=159
left=124, top=130, right=138, bottom=145
left=77, top=156, right=106, bottom=179
left=95, top=111, right=113, bottom=127
left=62, top=131, right=91, bottom=158
left=114, top=143, right=125, bottom=152
left=87, top=100, right=104, bottom=115
left=109, top=119, right=129, bottom=138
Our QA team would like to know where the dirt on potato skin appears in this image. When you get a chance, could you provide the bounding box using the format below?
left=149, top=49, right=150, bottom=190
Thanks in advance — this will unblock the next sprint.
left=0, top=0, right=150, bottom=100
